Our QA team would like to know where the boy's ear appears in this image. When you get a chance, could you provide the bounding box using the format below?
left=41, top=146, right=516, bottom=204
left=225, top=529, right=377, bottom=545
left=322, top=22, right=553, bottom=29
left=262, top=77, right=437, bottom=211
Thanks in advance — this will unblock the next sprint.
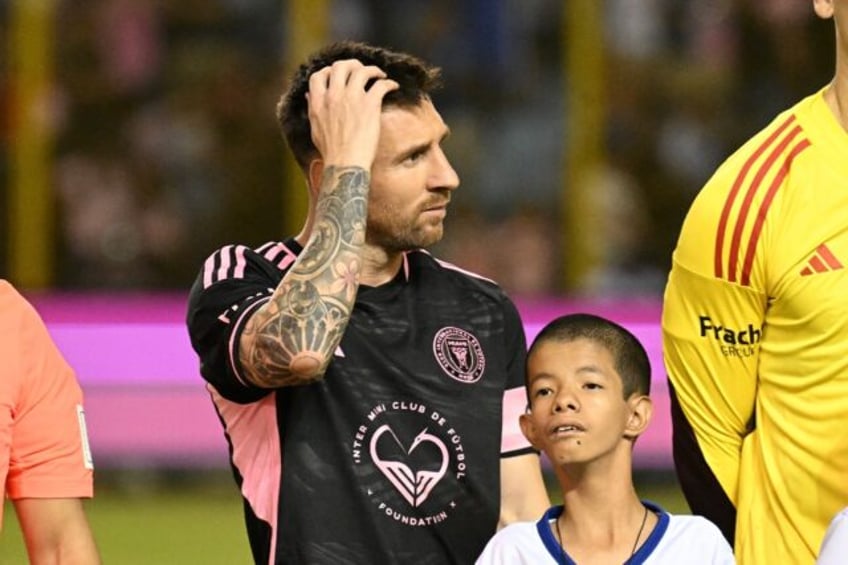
left=623, top=395, right=653, bottom=441
left=519, top=412, right=543, bottom=451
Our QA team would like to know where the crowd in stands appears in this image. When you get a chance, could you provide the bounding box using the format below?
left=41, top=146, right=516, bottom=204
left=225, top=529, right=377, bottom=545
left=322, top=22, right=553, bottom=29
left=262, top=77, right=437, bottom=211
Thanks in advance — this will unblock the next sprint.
left=0, top=1, right=834, bottom=296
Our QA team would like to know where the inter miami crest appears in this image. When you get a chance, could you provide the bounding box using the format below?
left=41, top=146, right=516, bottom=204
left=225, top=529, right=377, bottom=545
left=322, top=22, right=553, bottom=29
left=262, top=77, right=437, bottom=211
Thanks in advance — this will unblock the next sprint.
left=432, top=326, right=485, bottom=383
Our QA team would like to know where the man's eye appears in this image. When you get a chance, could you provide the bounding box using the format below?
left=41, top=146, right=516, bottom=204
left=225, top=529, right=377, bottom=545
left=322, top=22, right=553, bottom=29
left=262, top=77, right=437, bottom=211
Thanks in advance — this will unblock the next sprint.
left=584, top=382, right=602, bottom=390
left=534, top=388, right=552, bottom=397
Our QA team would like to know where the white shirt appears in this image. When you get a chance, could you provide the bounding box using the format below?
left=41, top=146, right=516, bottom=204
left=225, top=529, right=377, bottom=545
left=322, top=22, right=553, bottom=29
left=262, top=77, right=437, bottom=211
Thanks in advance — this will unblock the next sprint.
left=818, top=508, right=848, bottom=565
left=476, top=502, right=735, bottom=564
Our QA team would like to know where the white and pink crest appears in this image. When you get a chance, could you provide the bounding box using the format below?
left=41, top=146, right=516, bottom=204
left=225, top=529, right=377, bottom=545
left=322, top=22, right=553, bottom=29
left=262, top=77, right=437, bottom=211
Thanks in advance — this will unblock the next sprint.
left=432, top=326, right=485, bottom=383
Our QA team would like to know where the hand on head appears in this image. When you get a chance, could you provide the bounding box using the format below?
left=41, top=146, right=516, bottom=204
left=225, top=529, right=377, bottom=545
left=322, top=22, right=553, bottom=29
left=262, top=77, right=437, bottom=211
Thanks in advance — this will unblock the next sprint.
left=306, top=60, right=399, bottom=170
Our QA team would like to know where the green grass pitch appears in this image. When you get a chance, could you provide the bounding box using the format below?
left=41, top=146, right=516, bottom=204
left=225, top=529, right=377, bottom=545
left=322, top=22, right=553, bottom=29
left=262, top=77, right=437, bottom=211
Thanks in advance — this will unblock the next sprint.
left=0, top=470, right=687, bottom=563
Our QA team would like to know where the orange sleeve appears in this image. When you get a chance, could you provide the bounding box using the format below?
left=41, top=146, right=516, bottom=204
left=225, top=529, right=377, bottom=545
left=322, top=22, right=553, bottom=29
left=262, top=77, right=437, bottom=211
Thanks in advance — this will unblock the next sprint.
left=0, top=282, right=93, bottom=512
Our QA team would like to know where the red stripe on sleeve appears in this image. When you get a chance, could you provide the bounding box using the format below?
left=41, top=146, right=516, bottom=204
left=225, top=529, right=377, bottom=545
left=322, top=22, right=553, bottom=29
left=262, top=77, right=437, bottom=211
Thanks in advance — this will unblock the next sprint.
left=740, top=139, right=811, bottom=286
left=714, top=115, right=796, bottom=279
left=728, top=125, right=802, bottom=283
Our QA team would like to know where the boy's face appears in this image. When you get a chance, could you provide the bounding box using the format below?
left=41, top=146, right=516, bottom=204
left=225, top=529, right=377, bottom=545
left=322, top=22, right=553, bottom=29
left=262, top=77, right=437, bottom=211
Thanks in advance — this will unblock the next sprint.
left=520, top=338, right=649, bottom=467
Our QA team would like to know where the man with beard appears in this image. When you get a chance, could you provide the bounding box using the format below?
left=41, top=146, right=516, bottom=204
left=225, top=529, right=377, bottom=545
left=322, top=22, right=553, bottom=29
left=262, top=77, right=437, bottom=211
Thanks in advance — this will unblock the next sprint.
left=186, top=41, right=548, bottom=565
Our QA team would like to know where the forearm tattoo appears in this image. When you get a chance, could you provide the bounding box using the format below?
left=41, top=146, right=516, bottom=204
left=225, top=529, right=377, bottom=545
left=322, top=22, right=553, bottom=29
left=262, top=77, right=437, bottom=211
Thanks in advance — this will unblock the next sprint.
left=240, top=167, right=369, bottom=388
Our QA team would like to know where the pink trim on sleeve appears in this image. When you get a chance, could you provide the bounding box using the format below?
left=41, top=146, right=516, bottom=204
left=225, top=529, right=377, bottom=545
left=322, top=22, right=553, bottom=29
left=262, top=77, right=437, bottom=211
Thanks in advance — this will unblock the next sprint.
left=261, top=242, right=297, bottom=271
left=217, top=245, right=233, bottom=281
left=501, top=386, right=530, bottom=454
left=209, top=386, right=281, bottom=564
left=233, top=246, right=247, bottom=280
left=203, top=253, right=216, bottom=289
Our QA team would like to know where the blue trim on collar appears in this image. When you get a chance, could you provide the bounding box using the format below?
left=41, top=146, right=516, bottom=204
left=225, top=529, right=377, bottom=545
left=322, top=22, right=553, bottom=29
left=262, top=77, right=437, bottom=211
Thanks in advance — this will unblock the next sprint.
left=627, top=500, right=668, bottom=564
left=535, top=501, right=669, bottom=565
left=536, top=506, right=573, bottom=564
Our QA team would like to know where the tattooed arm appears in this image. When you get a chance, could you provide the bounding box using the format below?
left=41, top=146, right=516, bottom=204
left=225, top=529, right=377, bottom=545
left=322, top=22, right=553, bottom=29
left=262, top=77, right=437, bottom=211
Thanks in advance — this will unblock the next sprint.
left=240, top=166, right=368, bottom=387
left=238, top=60, right=398, bottom=388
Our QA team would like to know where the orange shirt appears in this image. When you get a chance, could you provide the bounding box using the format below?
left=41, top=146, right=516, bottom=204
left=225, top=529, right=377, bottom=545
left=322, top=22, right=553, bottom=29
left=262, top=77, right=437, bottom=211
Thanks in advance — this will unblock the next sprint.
left=0, top=280, right=93, bottom=529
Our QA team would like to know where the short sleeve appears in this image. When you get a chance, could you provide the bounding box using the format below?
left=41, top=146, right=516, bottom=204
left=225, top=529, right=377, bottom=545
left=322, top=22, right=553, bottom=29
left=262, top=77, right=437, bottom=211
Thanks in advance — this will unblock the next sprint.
left=0, top=282, right=93, bottom=508
left=186, top=244, right=282, bottom=402
left=500, top=296, right=532, bottom=457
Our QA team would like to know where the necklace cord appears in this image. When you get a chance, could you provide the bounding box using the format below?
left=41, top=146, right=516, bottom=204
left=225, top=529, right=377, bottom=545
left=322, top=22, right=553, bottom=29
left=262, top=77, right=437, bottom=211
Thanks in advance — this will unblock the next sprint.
left=630, top=505, right=649, bottom=557
left=554, top=504, right=650, bottom=564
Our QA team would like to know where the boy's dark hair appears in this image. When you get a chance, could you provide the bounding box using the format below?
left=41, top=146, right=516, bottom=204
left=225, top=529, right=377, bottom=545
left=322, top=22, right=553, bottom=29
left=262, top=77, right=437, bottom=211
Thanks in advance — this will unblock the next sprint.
left=527, top=313, right=651, bottom=399
left=276, top=40, right=443, bottom=171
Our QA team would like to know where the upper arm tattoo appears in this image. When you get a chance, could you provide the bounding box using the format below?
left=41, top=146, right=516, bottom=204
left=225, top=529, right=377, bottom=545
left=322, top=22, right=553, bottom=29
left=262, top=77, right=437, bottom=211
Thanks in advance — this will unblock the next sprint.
left=240, top=167, right=369, bottom=388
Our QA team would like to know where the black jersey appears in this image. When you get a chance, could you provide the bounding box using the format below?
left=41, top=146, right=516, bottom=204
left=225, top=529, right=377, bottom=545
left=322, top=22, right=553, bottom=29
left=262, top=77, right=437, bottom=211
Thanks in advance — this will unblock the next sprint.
left=186, top=238, right=532, bottom=565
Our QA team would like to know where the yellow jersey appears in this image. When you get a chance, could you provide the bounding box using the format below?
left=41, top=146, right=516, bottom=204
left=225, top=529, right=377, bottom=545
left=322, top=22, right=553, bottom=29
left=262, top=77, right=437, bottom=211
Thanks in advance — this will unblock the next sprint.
left=663, top=88, right=848, bottom=564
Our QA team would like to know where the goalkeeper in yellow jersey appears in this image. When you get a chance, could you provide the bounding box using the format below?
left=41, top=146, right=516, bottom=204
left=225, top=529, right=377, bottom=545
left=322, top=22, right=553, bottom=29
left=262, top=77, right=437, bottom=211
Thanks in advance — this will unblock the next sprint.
left=662, top=1, right=848, bottom=563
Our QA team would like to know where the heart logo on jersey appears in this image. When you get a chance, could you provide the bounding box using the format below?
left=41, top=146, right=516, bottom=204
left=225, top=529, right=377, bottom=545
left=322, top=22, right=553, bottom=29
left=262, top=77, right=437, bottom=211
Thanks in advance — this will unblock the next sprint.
left=370, top=425, right=449, bottom=507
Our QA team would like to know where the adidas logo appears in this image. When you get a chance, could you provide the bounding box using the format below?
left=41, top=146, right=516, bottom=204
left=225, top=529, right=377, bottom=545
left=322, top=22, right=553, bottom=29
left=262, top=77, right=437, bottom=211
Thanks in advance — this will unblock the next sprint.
left=800, top=243, right=843, bottom=276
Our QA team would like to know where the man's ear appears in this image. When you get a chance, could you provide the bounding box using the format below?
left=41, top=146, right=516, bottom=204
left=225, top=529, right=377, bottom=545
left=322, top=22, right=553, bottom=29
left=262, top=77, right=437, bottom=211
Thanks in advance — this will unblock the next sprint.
left=307, top=158, right=324, bottom=196
left=623, top=395, right=653, bottom=441
left=519, top=412, right=543, bottom=451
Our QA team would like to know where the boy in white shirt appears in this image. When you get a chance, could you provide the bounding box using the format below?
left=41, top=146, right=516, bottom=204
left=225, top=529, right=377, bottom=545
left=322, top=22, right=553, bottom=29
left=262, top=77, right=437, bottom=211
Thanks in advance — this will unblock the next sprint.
left=476, top=313, right=734, bottom=564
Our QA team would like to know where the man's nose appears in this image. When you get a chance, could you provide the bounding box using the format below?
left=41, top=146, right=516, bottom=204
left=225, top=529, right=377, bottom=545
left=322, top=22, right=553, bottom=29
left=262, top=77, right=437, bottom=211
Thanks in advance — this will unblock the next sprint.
left=429, top=146, right=460, bottom=191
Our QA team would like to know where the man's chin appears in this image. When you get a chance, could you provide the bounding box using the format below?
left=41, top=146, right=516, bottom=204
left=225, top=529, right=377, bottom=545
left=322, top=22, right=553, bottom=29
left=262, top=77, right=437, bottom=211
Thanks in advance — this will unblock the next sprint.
left=370, top=225, right=444, bottom=251
left=416, top=227, right=444, bottom=249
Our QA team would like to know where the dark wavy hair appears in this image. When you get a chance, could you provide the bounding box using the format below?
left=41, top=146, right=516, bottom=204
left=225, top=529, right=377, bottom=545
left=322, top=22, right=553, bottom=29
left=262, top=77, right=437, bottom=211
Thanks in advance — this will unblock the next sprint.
left=276, top=40, right=443, bottom=171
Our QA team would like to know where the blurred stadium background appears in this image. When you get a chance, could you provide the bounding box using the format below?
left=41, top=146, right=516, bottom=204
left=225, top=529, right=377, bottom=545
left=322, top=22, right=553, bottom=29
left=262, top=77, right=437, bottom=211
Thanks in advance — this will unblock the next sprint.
left=0, top=1, right=835, bottom=563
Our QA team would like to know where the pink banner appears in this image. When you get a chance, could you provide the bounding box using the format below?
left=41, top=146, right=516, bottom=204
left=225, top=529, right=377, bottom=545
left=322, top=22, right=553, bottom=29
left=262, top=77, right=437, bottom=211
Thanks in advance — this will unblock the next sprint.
left=29, top=294, right=671, bottom=468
